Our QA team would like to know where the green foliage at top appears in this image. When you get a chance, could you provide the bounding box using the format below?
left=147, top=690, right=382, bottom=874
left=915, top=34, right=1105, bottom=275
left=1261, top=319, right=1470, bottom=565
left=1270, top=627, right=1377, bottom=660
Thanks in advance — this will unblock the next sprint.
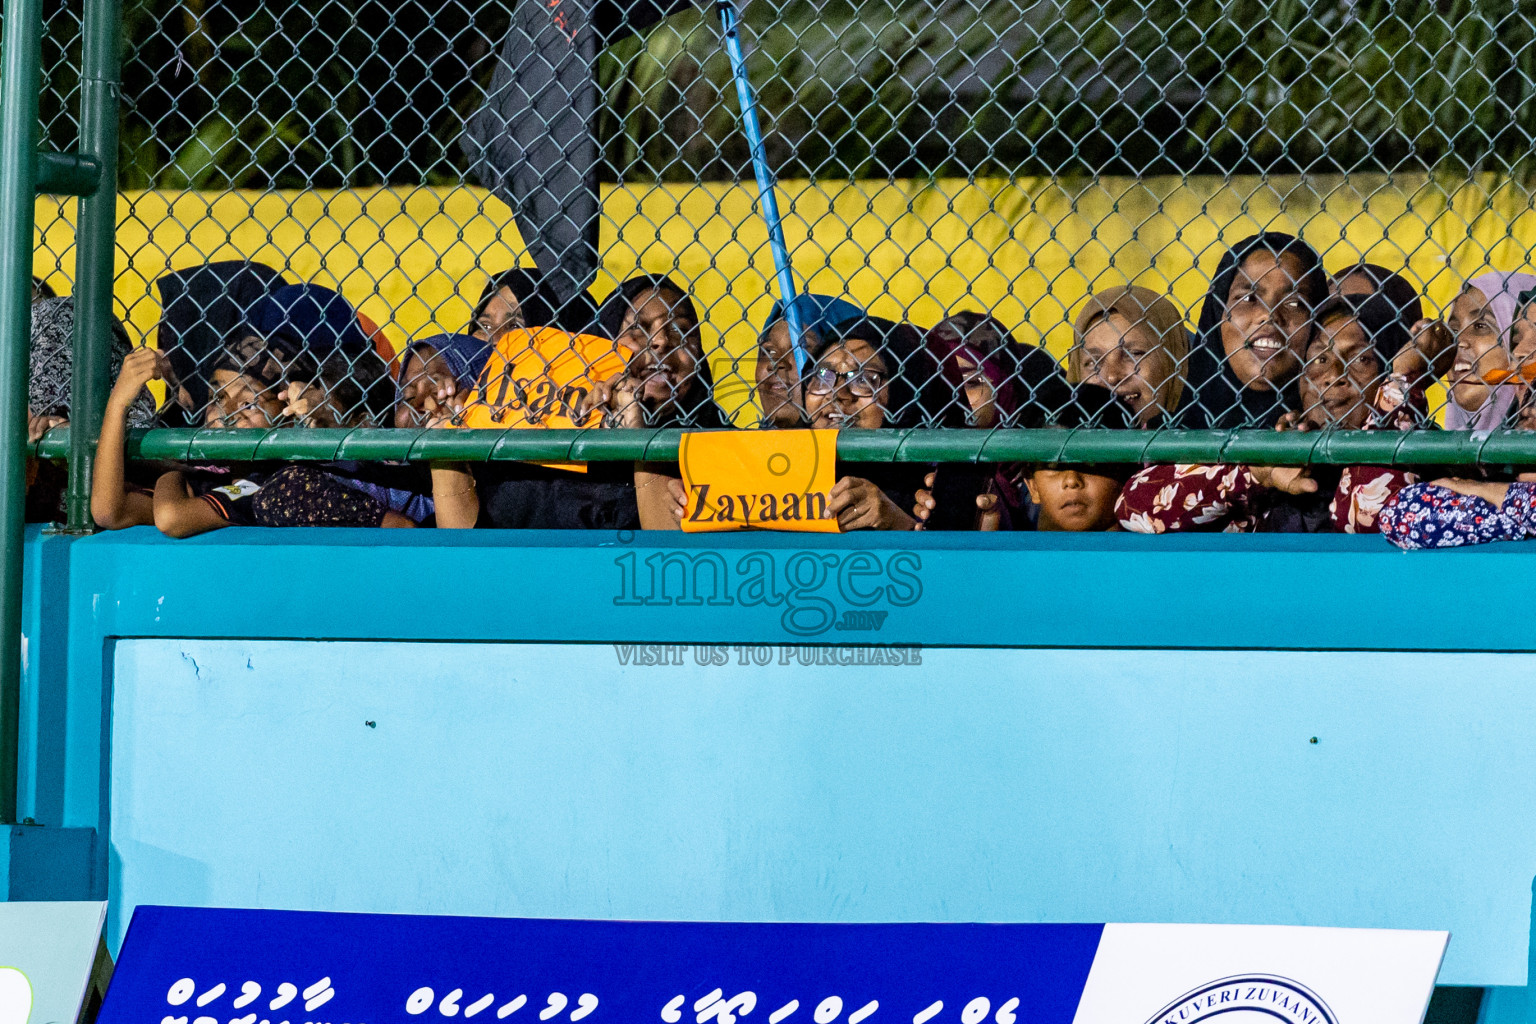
left=27, top=0, right=1536, bottom=187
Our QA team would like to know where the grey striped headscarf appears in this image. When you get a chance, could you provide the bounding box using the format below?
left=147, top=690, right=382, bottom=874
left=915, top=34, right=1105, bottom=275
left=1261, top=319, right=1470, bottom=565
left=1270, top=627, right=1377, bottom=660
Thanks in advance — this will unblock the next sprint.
left=30, top=297, right=156, bottom=427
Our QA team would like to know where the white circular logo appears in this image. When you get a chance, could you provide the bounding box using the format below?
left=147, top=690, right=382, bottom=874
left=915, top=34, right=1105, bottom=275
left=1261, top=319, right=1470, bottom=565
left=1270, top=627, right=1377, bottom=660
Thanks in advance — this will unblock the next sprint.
left=1141, top=975, right=1338, bottom=1024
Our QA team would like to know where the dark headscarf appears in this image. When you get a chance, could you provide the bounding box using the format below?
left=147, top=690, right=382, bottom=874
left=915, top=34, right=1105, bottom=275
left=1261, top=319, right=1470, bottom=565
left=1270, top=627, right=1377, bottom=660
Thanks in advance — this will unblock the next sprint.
left=1312, top=292, right=1411, bottom=365
left=1184, top=232, right=1327, bottom=428
left=1312, top=291, right=1428, bottom=431
left=473, top=268, right=600, bottom=334
left=210, top=332, right=288, bottom=399
left=821, top=315, right=937, bottom=428
left=1330, top=263, right=1423, bottom=330
left=764, top=294, right=866, bottom=348
left=30, top=297, right=155, bottom=427
left=398, top=333, right=494, bottom=397
left=597, top=273, right=727, bottom=428
left=250, top=285, right=399, bottom=422
left=252, top=284, right=373, bottom=356
left=597, top=273, right=698, bottom=339
left=1053, top=381, right=1141, bottom=431
left=926, top=311, right=1072, bottom=428
left=154, top=260, right=290, bottom=420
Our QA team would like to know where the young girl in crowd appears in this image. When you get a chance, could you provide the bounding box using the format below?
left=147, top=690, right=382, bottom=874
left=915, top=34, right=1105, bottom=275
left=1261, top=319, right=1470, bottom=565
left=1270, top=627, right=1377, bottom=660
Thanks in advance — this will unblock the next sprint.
left=605, top=273, right=727, bottom=528
left=1116, top=292, right=1419, bottom=533
left=1066, top=285, right=1188, bottom=427
left=1326, top=263, right=1435, bottom=429
left=594, top=274, right=727, bottom=430
left=394, top=334, right=493, bottom=429
left=153, top=260, right=290, bottom=427
left=1180, top=232, right=1328, bottom=428
left=93, top=286, right=417, bottom=535
left=1377, top=271, right=1536, bottom=549
left=95, top=338, right=417, bottom=535
left=1505, top=288, right=1536, bottom=378
left=254, top=283, right=396, bottom=420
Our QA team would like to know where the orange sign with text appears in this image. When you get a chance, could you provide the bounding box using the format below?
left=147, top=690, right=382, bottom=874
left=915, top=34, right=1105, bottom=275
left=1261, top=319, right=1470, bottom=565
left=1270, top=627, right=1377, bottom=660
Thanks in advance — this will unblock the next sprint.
left=457, top=326, right=628, bottom=472
left=680, top=429, right=840, bottom=533
left=460, top=326, right=626, bottom=430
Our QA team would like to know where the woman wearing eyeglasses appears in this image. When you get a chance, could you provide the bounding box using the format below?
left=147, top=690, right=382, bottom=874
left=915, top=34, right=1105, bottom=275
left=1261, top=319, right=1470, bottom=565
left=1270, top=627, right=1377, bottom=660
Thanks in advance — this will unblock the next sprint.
left=646, top=312, right=936, bottom=531
left=803, top=317, right=938, bottom=531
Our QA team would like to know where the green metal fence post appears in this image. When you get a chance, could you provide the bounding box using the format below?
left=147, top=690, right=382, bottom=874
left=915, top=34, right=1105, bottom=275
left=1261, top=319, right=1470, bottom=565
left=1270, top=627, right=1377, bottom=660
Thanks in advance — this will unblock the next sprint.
left=64, top=0, right=121, bottom=532
left=0, top=0, right=47, bottom=825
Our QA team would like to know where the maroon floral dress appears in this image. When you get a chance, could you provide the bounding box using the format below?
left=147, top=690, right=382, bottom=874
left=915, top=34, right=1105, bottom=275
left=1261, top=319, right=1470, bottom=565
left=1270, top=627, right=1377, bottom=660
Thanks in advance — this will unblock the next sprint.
left=1115, top=463, right=1418, bottom=534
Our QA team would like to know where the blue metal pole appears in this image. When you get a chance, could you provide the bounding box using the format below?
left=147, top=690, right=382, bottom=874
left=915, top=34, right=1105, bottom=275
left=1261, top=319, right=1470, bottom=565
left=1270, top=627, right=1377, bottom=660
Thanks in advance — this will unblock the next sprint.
left=716, top=0, right=808, bottom=374
left=0, top=0, right=46, bottom=824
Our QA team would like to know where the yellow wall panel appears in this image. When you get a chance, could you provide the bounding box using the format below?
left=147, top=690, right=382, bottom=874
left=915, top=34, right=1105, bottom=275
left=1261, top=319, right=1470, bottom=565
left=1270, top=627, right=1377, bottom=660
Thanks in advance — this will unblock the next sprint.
left=31, top=173, right=1536, bottom=422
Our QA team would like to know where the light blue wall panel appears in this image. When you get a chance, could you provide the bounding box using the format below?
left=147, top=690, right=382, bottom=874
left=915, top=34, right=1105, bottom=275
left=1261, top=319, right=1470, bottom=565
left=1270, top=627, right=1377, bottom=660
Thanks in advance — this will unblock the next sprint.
left=109, top=638, right=1536, bottom=987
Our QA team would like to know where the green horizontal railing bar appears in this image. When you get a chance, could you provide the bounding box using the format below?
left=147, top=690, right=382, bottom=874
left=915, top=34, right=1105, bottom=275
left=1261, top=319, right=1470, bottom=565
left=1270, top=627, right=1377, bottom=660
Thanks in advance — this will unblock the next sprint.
left=30, top=426, right=1536, bottom=465
left=33, top=150, right=100, bottom=195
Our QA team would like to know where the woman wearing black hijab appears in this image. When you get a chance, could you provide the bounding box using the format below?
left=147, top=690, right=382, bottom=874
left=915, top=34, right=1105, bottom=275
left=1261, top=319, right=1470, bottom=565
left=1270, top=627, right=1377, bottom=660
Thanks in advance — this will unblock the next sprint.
left=595, top=273, right=728, bottom=430
left=153, top=260, right=291, bottom=427
left=1328, top=261, right=1452, bottom=399
left=1181, top=232, right=1328, bottom=429
left=470, top=267, right=598, bottom=338
left=798, top=315, right=939, bottom=531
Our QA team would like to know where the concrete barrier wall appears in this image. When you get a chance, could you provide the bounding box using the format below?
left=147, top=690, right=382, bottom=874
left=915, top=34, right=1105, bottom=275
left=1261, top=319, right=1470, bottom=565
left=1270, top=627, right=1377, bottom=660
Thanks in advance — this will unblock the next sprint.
left=17, top=526, right=1536, bottom=987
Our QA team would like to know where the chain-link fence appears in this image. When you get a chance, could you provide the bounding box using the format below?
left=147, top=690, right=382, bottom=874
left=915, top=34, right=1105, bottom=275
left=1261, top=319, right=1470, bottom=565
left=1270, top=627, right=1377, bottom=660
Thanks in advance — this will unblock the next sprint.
left=23, top=2, right=1536, bottom=509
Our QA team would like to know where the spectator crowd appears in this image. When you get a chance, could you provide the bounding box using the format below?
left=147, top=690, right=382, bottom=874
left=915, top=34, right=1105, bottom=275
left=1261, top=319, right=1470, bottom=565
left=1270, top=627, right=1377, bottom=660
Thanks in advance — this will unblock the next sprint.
left=24, top=231, right=1536, bottom=550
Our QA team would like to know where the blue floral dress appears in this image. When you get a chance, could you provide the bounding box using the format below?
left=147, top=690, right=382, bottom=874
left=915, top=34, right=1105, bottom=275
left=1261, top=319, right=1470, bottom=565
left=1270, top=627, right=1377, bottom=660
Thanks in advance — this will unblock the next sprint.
left=1378, top=481, right=1536, bottom=550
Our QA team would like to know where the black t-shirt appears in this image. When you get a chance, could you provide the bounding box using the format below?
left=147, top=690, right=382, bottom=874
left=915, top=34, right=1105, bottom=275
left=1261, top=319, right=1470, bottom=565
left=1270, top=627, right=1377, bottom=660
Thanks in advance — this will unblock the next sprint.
left=475, top=461, right=640, bottom=530
left=187, top=468, right=269, bottom=525
left=186, top=464, right=386, bottom=527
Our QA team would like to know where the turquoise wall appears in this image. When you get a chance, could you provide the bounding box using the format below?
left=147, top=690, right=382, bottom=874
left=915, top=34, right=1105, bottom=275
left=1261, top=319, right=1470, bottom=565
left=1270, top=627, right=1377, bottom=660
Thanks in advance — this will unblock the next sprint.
left=17, top=526, right=1536, bottom=991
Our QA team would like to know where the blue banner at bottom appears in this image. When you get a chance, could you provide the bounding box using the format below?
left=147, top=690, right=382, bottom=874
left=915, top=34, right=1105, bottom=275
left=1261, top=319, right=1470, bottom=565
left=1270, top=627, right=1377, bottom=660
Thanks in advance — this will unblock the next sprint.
left=101, top=909, right=1103, bottom=1024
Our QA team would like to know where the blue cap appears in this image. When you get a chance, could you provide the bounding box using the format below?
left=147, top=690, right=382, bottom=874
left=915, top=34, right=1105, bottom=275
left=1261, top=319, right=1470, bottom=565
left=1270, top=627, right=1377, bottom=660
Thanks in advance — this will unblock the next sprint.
left=764, top=294, right=866, bottom=340
left=252, top=284, right=372, bottom=356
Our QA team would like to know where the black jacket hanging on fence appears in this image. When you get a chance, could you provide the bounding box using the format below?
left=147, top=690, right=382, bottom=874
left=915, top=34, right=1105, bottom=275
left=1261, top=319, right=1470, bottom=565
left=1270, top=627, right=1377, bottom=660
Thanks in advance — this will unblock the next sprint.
left=462, top=0, right=690, bottom=319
